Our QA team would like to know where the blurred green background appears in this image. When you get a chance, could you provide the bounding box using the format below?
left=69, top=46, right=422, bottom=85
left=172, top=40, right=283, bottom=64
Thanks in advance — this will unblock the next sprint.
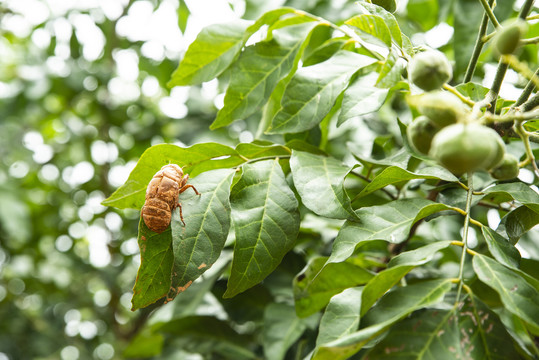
left=0, top=0, right=530, bottom=359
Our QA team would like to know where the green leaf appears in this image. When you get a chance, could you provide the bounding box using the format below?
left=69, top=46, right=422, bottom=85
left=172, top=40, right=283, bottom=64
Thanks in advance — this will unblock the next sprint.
left=312, top=279, right=452, bottom=359
left=225, top=159, right=300, bottom=297
left=365, top=295, right=522, bottom=359
left=355, top=2, right=403, bottom=47
left=338, top=72, right=389, bottom=126
left=345, top=14, right=392, bottom=47
left=263, top=303, right=318, bottom=360
left=357, top=165, right=458, bottom=199
left=235, top=142, right=291, bottom=160
left=267, top=50, right=377, bottom=134
left=168, top=21, right=250, bottom=87
left=351, top=148, right=411, bottom=169
left=376, top=49, right=407, bottom=88
left=473, top=254, right=539, bottom=328
left=245, top=8, right=297, bottom=38
left=406, top=0, right=439, bottom=31
left=360, top=265, right=413, bottom=317
left=166, top=169, right=234, bottom=302
left=361, top=241, right=452, bottom=316
left=303, top=38, right=348, bottom=67
left=483, top=182, right=539, bottom=214
left=123, top=330, right=164, bottom=358
left=328, top=199, right=454, bottom=264
left=294, top=257, right=373, bottom=317
left=131, top=218, right=174, bottom=311
left=156, top=316, right=256, bottom=359
left=500, top=205, right=539, bottom=244
left=290, top=150, right=356, bottom=220
left=360, top=278, right=453, bottom=332
left=177, top=0, right=190, bottom=34
left=102, top=143, right=242, bottom=209
left=482, top=227, right=521, bottom=269
left=316, top=287, right=362, bottom=346
left=388, top=240, right=454, bottom=267
left=211, top=22, right=318, bottom=129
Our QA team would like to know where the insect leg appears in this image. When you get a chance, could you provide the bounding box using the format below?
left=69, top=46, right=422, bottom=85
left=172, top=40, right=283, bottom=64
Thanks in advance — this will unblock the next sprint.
left=180, top=184, right=201, bottom=196
left=178, top=203, right=186, bottom=226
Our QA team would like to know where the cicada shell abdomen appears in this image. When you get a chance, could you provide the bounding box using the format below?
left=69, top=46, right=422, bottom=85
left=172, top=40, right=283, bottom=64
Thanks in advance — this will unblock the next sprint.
left=141, top=197, right=171, bottom=233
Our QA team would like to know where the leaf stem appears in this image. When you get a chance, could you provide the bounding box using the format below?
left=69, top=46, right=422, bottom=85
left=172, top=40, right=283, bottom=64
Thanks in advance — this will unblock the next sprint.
left=442, top=84, right=475, bottom=107
left=464, top=0, right=496, bottom=82
left=450, top=241, right=479, bottom=256
left=455, top=173, right=474, bottom=303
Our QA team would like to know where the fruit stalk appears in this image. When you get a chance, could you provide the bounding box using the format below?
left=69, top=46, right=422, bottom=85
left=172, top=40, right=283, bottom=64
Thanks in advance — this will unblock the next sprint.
left=455, top=173, right=474, bottom=303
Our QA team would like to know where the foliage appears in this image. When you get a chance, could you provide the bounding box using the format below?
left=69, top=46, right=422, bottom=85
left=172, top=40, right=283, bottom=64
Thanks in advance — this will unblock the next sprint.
left=2, top=0, right=539, bottom=359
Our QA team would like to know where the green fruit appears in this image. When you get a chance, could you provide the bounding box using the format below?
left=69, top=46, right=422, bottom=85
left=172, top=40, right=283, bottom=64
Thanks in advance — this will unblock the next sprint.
left=492, top=19, right=528, bottom=57
left=372, top=0, right=397, bottom=13
left=409, top=50, right=453, bottom=91
left=429, top=123, right=505, bottom=175
left=490, top=154, right=519, bottom=180
left=409, top=91, right=467, bottom=128
left=407, top=116, right=439, bottom=154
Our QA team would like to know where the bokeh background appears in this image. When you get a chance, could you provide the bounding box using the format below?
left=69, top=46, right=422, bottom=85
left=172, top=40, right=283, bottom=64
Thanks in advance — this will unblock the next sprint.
left=0, top=0, right=536, bottom=359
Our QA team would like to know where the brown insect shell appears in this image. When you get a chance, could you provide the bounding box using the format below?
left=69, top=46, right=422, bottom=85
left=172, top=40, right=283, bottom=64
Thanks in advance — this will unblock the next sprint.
left=142, top=164, right=189, bottom=232
left=141, top=198, right=171, bottom=233
left=146, top=164, right=187, bottom=208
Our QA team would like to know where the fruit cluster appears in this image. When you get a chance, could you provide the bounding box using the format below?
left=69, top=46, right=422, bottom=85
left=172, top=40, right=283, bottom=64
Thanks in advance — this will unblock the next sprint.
left=406, top=50, right=519, bottom=179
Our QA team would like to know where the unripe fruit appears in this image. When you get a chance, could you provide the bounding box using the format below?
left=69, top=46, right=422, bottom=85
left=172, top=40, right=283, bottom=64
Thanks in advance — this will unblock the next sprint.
left=429, top=123, right=505, bottom=175
left=490, top=153, right=519, bottom=180
left=409, top=50, right=453, bottom=91
left=408, top=91, right=467, bottom=128
left=492, top=19, right=528, bottom=57
left=407, top=116, right=439, bottom=155
left=372, top=0, right=397, bottom=13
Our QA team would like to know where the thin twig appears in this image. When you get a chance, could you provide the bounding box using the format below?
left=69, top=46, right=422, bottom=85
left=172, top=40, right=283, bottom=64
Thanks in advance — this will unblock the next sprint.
left=464, top=0, right=495, bottom=82
left=513, top=67, right=539, bottom=108
left=478, top=0, right=501, bottom=28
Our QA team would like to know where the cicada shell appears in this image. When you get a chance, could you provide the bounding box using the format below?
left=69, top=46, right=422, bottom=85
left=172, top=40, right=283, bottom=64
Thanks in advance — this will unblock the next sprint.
left=141, top=164, right=200, bottom=233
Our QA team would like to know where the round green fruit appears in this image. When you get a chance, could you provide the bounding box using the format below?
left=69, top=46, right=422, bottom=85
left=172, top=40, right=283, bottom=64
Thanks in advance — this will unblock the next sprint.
left=429, top=123, right=505, bottom=175
left=407, top=116, right=439, bottom=155
left=490, top=153, right=519, bottom=180
left=492, top=19, right=528, bottom=57
left=372, top=0, right=397, bottom=13
left=410, top=91, right=467, bottom=128
left=409, top=50, right=453, bottom=91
